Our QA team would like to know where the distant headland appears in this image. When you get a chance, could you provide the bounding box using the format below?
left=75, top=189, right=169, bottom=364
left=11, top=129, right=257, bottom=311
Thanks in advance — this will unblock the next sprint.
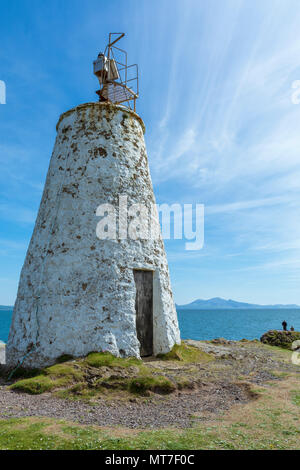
left=176, top=297, right=300, bottom=310
left=2, top=299, right=300, bottom=312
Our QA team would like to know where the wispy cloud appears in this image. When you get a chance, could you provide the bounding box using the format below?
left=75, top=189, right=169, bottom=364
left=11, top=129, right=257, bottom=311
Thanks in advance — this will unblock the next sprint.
left=206, top=196, right=294, bottom=215
left=0, top=203, right=36, bottom=224
left=1, top=0, right=300, bottom=304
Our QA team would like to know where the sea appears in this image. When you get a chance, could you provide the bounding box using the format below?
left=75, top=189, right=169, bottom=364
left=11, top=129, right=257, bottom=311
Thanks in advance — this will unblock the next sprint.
left=1, top=308, right=300, bottom=344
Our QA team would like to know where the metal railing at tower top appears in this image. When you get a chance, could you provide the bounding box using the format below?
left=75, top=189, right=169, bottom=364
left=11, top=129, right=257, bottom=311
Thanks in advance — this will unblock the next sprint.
left=93, top=33, right=139, bottom=112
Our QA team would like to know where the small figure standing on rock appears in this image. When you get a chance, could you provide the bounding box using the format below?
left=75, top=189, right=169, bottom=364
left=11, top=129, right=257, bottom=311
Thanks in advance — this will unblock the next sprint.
left=282, top=320, right=287, bottom=331
left=291, top=326, right=295, bottom=331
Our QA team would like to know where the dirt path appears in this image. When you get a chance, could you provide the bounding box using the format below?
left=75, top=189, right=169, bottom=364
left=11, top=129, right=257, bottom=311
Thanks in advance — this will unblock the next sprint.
left=0, top=380, right=252, bottom=428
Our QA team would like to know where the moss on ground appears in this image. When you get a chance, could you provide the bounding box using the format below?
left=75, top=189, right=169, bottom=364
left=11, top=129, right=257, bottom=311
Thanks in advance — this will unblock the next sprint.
left=157, top=342, right=213, bottom=362
left=10, top=375, right=59, bottom=394
left=84, top=352, right=141, bottom=368
left=46, top=363, right=84, bottom=380
left=2, top=342, right=300, bottom=449
left=128, top=375, right=176, bottom=395
left=175, top=377, right=195, bottom=390
left=9, top=345, right=211, bottom=398
left=10, top=362, right=85, bottom=395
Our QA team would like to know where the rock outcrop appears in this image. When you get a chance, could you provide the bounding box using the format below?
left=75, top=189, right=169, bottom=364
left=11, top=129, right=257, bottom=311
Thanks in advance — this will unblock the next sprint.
left=260, top=330, right=300, bottom=349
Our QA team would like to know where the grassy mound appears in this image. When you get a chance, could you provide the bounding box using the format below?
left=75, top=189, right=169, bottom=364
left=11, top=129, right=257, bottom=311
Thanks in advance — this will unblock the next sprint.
left=10, top=343, right=213, bottom=400
left=129, top=375, right=176, bottom=394
left=157, top=342, right=213, bottom=362
left=10, top=363, right=85, bottom=395
left=84, top=352, right=141, bottom=368
left=260, top=330, right=300, bottom=350
left=9, top=346, right=209, bottom=399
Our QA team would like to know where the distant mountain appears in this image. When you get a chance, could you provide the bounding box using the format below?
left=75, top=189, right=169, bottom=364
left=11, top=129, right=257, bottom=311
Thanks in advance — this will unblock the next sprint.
left=0, top=306, right=13, bottom=311
left=176, top=297, right=300, bottom=310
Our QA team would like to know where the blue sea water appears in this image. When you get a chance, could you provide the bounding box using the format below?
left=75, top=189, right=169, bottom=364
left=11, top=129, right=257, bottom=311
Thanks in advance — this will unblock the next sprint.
left=1, top=308, right=300, bottom=343
left=0, top=309, right=13, bottom=343
left=177, top=308, right=300, bottom=341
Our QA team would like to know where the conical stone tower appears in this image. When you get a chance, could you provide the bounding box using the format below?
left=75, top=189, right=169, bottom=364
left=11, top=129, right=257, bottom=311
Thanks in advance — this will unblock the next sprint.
left=7, top=102, right=180, bottom=368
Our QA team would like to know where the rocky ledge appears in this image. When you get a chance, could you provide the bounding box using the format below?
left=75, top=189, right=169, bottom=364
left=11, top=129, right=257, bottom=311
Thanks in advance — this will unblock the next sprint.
left=260, top=330, right=300, bottom=349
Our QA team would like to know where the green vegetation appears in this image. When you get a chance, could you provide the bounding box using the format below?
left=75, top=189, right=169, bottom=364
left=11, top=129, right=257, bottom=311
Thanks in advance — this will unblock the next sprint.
left=1, top=403, right=300, bottom=451
left=84, top=351, right=141, bottom=368
left=2, top=342, right=300, bottom=450
left=157, top=342, right=213, bottom=362
left=260, top=330, right=300, bottom=350
left=291, top=391, right=300, bottom=407
left=176, top=377, right=195, bottom=390
left=0, top=417, right=217, bottom=450
left=128, top=375, right=176, bottom=395
left=10, top=362, right=84, bottom=395
left=10, top=375, right=58, bottom=394
left=9, top=345, right=209, bottom=398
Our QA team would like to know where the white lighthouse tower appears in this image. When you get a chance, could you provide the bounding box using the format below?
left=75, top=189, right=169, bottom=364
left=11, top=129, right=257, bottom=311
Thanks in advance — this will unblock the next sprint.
left=7, top=34, right=180, bottom=368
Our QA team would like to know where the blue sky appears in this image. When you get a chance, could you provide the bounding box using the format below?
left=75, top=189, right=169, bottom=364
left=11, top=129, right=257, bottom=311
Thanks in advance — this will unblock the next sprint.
left=1, top=0, right=300, bottom=305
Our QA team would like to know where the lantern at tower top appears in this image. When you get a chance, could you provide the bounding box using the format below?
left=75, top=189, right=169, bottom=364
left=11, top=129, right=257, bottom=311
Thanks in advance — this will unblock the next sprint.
left=93, top=33, right=139, bottom=112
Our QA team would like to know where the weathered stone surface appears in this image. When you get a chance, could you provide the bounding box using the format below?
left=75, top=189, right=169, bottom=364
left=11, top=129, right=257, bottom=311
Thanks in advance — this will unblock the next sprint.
left=7, top=102, right=180, bottom=368
left=0, top=343, right=5, bottom=365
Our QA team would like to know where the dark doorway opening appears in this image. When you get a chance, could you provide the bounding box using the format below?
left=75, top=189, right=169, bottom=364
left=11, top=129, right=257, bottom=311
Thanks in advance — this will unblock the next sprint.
left=133, top=270, right=153, bottom=356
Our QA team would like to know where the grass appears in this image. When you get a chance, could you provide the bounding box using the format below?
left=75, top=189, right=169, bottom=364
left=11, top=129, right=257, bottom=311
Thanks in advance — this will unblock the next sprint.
left=10, top=362, right=85, bottom=395
left=291, top=391, right=300, bottom=407
left=176, top=377, right=195, bottom=390
left=156, top=342, right=213, bottom=363
left=128, top=375, right=176, bottom=395
left=9, top=345, right=209, bottom=398
left=254, top=343, right=294, bottom=362
left=269, top=370, right=291, bottom=378
left=10, top=375, right=58, bottom=394
left=84, top=352, right=141, bottom=368
left=0, top=417, right=217, bottom=450
left=1, top=375, right=300, bottom=450
left=2, top=344, right=300, bottom=449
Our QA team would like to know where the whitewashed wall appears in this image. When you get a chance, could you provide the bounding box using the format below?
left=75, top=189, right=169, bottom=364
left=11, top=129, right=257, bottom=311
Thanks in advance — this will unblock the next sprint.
left=6, top=103, right=180, bottom=368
